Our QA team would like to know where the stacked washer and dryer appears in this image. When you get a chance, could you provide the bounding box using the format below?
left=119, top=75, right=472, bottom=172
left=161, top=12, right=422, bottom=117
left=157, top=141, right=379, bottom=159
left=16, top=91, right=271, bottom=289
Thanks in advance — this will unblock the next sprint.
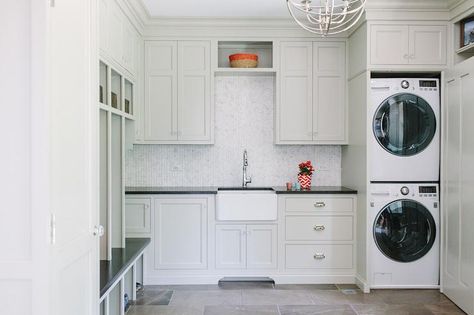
left=368, top=78, right=440, bottom=289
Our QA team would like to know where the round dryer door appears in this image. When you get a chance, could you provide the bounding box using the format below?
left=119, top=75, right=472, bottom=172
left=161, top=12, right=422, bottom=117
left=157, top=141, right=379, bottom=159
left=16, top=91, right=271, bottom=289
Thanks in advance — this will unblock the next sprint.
left=373, top=93, right=436, bottom=156
left=373, top=200, right=436, bottom=263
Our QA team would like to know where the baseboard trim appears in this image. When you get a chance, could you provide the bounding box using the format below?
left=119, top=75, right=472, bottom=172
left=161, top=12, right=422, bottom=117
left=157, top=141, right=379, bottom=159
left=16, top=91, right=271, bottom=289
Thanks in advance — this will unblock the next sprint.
left=145, top=274, right=357, bottom=285
left=355, top=274, right=370, bottom=293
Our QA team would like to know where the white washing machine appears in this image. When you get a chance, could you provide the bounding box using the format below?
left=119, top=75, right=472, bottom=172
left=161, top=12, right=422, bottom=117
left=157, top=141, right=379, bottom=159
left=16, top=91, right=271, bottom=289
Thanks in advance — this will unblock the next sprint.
left=369, top=183, right=439, bottom=289
left=370, top=78, right=440, bottom=182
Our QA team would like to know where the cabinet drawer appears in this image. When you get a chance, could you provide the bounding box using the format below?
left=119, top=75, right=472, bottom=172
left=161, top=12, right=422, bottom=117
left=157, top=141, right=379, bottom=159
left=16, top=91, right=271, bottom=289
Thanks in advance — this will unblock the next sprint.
left=285, top=216, right=353, bottom=241
left=285, top=244, right=353, bottom=269
left=284, top=197, right=354, bottom=212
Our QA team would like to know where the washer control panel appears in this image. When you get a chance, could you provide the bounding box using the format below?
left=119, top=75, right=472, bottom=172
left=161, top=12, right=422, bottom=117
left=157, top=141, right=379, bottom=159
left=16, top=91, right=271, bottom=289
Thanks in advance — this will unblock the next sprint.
left=419, top=185, right=437, bottom=198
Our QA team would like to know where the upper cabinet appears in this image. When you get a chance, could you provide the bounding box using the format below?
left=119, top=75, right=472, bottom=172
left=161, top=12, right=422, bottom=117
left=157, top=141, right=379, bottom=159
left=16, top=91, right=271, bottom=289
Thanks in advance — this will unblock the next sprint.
left=99, top=0, right=140, bottom=78
left=370, top=24, right=447, bottom=66
left=143, top=40, right=212, bottom=144
left=277, top=41, right=347, bottom=145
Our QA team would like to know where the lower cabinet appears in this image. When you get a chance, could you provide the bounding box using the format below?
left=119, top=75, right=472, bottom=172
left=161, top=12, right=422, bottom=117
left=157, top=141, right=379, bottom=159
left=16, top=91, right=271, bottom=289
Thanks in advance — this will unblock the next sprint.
left=154, top=198, right=208, bottom=269
left=216, top=224, right=278, bottom=270
left=125, top=198, right=151, bottom=234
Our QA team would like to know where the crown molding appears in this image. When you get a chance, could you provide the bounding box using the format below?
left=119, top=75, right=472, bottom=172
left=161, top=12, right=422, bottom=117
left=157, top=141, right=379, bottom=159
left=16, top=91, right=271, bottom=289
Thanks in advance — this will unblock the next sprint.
left=141, top=17, right=350, bottom=38
left=449, top=0, right=474, bottom=21
left=365, top=8, right=450, bottom=21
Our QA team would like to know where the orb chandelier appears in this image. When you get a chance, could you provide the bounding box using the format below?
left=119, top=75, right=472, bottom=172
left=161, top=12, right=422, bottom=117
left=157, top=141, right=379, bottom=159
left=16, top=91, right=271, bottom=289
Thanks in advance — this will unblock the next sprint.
left=286, top=0, right=366, bottom=36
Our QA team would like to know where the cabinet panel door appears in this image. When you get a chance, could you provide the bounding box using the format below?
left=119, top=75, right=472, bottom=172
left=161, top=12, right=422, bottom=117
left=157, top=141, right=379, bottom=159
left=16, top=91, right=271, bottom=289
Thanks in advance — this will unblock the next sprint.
left=313, top=42, right=346, bottom=142
left=108, top=3, right=123, bottom=65
left=215, top=225, right=246, bottom=269
left=178, top=41, right=211, bottom=141
left=247, top=225, right=277, bottom=269
left=409, top=25, right=447, bottom=65
left=99, top=0, right=109, bottom=54
left=125, top=198, right=151, bottom=234
left=370, top=25, right=409, bottom=65
left=442, top=59, right=474, bottom=315
left=279, top=42, right=313, bottom=142
left=154, top=198, right=208, bottom=269
left=122, top=24, right=137, bottom=75
left=144, top=41, right=178, bottom=141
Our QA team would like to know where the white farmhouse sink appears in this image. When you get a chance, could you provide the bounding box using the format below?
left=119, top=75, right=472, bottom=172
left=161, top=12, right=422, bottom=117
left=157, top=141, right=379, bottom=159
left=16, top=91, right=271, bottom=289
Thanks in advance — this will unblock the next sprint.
left=216, top=188, right=277, bottom=221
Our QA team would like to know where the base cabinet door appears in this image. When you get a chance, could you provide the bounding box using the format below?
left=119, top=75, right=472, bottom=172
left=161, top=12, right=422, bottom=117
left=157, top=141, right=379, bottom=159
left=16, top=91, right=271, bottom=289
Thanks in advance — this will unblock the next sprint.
left=247, top=225, right=277, bottom=269
left=125, top=198, right=151, bottom=234
left=154, top=198, right=208, bottom=269
left=215, top=225, right=246, bottom=269
left=215, top=224, right=277, bottom=270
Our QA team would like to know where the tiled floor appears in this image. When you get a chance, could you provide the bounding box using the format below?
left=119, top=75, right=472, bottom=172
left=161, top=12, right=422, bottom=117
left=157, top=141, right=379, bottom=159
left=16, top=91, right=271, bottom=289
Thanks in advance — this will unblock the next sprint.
left=127, top=284, right=466, bottom=315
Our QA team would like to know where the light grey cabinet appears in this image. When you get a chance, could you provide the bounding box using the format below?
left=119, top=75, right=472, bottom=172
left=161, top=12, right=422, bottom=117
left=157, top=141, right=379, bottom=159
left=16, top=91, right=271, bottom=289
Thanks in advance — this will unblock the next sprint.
left=143, top=40, right=212, bottom=144
left=277, top=41, right=347, bottom=144
left=215, top=224, right=277, bottom=270
left=370, top=24, right=447, bottom=66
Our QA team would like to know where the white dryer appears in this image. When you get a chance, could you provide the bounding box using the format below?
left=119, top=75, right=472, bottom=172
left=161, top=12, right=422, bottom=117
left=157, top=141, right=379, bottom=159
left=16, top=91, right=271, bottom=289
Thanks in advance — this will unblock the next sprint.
left=369, top=183, right=439, bottom=289
left=370, top=78, right=440, bottom=182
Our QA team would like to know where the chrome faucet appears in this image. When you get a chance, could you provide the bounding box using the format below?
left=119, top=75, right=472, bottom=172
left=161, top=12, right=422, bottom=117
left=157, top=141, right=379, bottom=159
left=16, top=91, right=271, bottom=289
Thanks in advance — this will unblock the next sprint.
left=242, top=149, right=252, bottom=188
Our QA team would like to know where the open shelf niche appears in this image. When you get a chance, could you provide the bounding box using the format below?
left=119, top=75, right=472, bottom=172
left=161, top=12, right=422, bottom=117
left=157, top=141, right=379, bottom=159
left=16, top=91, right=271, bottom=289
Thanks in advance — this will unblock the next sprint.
left=216, top=41, right=276, bottom=75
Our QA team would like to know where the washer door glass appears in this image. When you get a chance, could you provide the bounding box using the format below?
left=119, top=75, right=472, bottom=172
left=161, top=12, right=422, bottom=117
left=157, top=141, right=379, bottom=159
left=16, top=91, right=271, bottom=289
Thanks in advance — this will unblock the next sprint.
left=374, top=200, right=436, bottom=263
left=373, top=93, right=436, bottom=156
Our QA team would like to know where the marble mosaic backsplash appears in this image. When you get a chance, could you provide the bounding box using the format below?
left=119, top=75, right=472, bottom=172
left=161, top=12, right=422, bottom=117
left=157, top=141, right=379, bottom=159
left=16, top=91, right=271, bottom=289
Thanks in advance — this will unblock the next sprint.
left=125, top=76, right=341, bottom=187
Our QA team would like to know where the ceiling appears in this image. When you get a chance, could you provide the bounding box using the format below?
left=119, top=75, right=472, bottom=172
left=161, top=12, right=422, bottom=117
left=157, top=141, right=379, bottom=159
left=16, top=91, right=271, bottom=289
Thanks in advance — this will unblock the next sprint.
left=140, top=0, right=461, bottom=18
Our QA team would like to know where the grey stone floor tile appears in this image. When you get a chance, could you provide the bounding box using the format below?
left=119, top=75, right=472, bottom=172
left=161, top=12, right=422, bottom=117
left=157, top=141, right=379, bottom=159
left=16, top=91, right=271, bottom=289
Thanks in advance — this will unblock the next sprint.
left=134, top=290, right=173, bottom=305
left=241, top=289, right=313, bottom=306
left=310, top=290, right=385, bottom=305
left=204, top=305, right=279, bottom=315
left=279, top=305, right=356, bottom=315
left=424, top=303, right=467, bottom=314
left=372, top=290, right=449, bottom=305
left=169, top=289, right=242, bottom=307
left=127, top=305, right=203, bottom=315
left=276, top=284, right=338, bottom=291
left=351, top=304, right=435, bottom=315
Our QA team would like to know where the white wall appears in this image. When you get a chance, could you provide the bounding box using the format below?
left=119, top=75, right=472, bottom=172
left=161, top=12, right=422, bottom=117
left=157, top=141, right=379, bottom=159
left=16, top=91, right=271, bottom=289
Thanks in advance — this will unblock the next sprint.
left=125, top=76, right=342, bottom=187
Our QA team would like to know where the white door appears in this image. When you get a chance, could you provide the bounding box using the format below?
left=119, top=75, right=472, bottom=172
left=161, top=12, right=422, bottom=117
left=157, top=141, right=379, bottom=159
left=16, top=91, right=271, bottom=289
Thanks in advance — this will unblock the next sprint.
left=178, top=41, right=211, bottom=142
left=279, top=42, right=313, bottom=142
left=154, top=198, right=208, bottom=269
left=144, top=41, right=178, bottom=141
left=247, top=225, right=278, bottom=269
left=313, top=42, right=346, bottom=142
left=370, top=25, right=409, bottom=65
left=442, top=57, right=474, bottom=315
left=1, top=2, right=52, bottom=314
left=409, top=25, right=447, bottom=65
left=216, top=225, right=247, bottom=269
left=49, top=0, right=99, bottom=314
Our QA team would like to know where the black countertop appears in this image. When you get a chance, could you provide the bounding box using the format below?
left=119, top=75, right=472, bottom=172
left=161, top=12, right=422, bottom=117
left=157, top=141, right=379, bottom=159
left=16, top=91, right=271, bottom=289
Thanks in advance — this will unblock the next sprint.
left=272, top=186, right=357, bottom=194
left=125, top=186, right=219, bottom=194
left=100, top=238, right=151, bottom=298
left=126, top=186, right=357, bottom=195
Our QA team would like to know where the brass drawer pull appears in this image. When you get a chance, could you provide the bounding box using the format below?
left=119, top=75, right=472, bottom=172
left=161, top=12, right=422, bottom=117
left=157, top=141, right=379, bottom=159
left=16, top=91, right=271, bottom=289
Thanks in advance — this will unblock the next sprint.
left=313, top=225, right=325, bottom=231
left=313, top=253, right=326, bottom=260
left=314, top=202, right=326, bottom=208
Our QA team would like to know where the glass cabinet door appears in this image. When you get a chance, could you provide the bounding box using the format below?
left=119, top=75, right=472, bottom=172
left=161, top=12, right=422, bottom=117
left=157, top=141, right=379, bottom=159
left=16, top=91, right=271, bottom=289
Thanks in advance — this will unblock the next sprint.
left=124, top=79, right=133, bottom=115
left=99, top=62, right=108, bottom=105
left=111, top=69, right=122, bottom=110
